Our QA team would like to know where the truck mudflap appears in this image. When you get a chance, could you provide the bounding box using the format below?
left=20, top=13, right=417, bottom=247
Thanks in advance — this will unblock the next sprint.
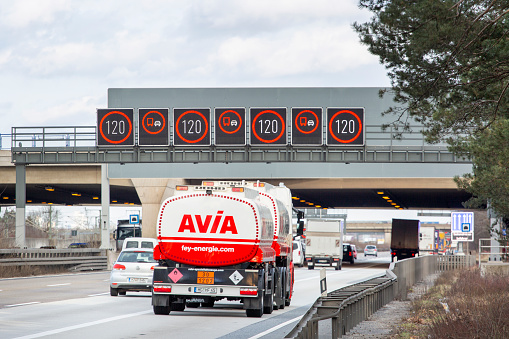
left=153, top=266, right=260, bottom=298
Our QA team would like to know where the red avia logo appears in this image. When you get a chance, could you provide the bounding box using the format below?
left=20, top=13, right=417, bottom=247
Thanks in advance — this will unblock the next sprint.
left=178, top=210, right=238, bottom=234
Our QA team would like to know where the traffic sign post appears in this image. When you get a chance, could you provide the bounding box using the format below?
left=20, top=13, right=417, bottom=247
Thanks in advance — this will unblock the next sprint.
left=326, top=108, right=364, bottom=146
left=173, top=108, right=211, bottom=146
left=138, top=108, right=169, bottom=146
left=451, top=211, right=474, bottom=241
left=97, top=109, right=134, bottom=146
left=250, top=108, right=287, bottom=145
left=215, top=108, right=246, bottom=145
left=291, top=108, right=322, bottom=145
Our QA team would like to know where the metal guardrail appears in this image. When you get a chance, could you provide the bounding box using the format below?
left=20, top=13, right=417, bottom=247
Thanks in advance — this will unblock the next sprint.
left=285, top=274, right=395, bottom=338
left=478, top=238, right=509, bottom=265
left=9, top=125, right=469, bottom=164
left=0, top=248, right=108, bottom=272
left=286, top=254, right=476, bottom=338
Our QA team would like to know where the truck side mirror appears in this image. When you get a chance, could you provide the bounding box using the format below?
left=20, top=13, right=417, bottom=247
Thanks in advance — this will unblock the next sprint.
left=297, top=221, right=304, bottom=236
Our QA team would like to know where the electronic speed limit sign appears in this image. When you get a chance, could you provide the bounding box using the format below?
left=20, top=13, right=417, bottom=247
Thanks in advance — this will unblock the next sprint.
left=327, top=108, right=365, bottom=146
left=250, top=108, right=287, bottom=145
left=173, top=108, right=211, bottom=146
left=97, top=108, right=134, bottom=146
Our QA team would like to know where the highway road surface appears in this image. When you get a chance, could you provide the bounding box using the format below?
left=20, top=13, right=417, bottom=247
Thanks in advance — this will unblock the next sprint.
left=0, top=253, right=391, bottom=339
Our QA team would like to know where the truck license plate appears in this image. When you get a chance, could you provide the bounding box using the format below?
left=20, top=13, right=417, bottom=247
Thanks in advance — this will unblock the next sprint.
left=197, top=271, right=214, bottom=284
left=194, top=287, right=217, bottom=294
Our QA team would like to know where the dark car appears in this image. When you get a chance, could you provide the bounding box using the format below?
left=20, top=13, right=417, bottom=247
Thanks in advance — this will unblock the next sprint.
left=68, top=242, right=89, bottom=248
left=343, top=244, right=355, bottom=264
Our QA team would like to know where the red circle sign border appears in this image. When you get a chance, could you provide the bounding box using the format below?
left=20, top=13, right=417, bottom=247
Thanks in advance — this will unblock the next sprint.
left=99, top=110, right=133, bottom=145
left=295, top=109, right=319, bottom=135
left=328, top=110, right=363, bottom=144
left=175, top=110, right=209, bottom=144
left=218, top=110, right=243, bottom=134
left=251, top=110, right=286, bottom=144
left=142, top=110, right=166, bottom=135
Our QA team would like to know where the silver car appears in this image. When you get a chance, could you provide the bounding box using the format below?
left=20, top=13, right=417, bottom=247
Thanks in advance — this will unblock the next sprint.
left=364, top=245, right=378, bottom=257
left=110, top=248, right=156, bottom=296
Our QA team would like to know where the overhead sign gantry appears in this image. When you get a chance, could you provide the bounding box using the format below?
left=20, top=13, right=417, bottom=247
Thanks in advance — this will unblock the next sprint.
left=95, top=107, right=365, bottom=147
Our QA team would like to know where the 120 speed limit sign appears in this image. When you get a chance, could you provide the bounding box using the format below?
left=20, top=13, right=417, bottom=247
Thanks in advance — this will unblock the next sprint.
left=326, top=108, right=364, bottom=146
left=97, top=109, right=134, bottom=146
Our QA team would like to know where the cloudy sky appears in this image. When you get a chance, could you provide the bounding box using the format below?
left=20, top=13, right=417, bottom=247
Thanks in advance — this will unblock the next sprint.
left=0, top=0, right=390, bottom=140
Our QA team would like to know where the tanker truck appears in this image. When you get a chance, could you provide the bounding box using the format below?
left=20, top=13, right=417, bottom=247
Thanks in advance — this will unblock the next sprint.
left=152, top=181, right=294, bottom=318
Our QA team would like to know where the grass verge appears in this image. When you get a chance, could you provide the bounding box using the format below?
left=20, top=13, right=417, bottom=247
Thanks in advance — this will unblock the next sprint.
left=394, top=267, right=509, bottom=338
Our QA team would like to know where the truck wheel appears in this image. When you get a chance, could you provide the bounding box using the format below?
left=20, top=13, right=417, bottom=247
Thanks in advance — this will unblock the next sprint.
left=335, top=263, right=340, bottom=270
left=202, top=300, right=214, bottom=308
left=246, top=295, right=264, bottom=318
left=110, top=287, right=118, bottom=296
left=279, top=273, right=286, bottom=310
left=153, top=305, right=171, bottom=315
left=186, top=302, right=200, bottom=308
left=246, top=307, right=263, bottom=318
left=263, top=292, right=273, bottom=314
left=285, top=267, right=293, bottom=307
left=171, top=302, right=185, bottom=312
left=263, top=270, right=274, bottom=315
left=308, top=265, right=314, bottom=270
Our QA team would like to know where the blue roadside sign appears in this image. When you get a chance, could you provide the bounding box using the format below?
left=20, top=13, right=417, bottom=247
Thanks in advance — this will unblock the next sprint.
left=451, top=212, right=474, bottom=241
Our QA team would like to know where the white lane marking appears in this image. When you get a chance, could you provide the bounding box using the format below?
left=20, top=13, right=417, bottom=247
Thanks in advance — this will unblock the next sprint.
left=88, top=292, right=109, bottom=297
left=6, top=302, right=41, bottom=308
left=46, top=283, right=71, bottom=287
left=295, top=270, right=344, bottom=283
left=247, top=315, right=301, bottom=339
left=13, top=310, right=152, bottom=339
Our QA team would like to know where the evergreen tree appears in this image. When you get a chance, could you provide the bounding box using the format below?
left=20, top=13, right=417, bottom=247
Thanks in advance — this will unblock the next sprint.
left=354, top=0, right=509, bottom=216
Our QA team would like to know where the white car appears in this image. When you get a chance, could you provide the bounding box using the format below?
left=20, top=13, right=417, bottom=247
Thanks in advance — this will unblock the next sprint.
left=110, top=248, right=156, bottom=296
left=121, top=237, right=157, bottom=251
left=293, top=240, right=305, bottom=267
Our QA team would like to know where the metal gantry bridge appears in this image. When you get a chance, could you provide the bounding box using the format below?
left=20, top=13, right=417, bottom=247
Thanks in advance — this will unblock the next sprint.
left=10, top=125, right=469, bottom=165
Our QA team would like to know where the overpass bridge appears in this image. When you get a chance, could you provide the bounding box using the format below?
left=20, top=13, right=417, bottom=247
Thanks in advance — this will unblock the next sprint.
left=1, top=87, right=473, bottom=247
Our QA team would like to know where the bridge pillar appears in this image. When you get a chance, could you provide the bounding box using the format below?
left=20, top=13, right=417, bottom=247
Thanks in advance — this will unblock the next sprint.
left=100, top=164, right=110, bottom=249
left=131, top=178, right=188, bottom=239
left=15, top=164, right=26, bottom=248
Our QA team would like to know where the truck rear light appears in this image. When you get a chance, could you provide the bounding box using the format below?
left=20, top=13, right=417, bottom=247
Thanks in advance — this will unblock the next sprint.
left=151, top=266, right=155, bottom=270
left=113, top=264, right=126, bottom=270
left=153, top=285, right=172, bottom=293
left=253, top=183, right=265, bottom=187
left=305, top=257, right=311, bottom=261
left=240, top=288, right=257, bottom=296
left=203, top=181, right=214, bottom=186
left=176, top=186, right=188, bottom=191
left=333, top=258, right=339, bottom=261
left=232, top=187, right=244, bottom=192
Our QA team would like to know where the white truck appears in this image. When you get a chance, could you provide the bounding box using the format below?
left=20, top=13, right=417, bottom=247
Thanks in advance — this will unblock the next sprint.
left=419, top=225, right=436, bottom=255
left=304, top=219, right=344, bottom=270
